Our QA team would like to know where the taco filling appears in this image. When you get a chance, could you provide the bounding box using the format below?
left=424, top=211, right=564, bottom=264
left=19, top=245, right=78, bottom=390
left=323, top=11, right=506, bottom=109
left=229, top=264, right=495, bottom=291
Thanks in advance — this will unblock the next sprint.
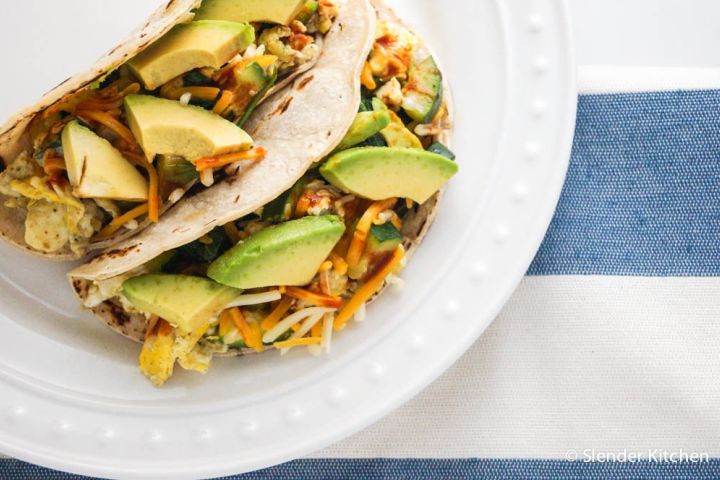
left=79, top=17, right=458, bottom=386
left=0, top=0, right=337, bottom=256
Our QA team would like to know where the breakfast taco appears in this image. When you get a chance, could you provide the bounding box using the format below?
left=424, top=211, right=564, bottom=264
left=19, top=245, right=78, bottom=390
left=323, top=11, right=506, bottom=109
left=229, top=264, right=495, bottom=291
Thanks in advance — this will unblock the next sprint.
left=70, top=0, right=457, bottom=386
left=0, top=0, right=342, bottom=259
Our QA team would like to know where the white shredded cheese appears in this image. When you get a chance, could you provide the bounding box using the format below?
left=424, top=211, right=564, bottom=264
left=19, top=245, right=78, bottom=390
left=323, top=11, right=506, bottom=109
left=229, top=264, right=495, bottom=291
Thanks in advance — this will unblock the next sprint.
left=124, top=220, right=139, bottom=231
left=225, top=290, right=282, bottom=309
left=168, top=188, right=185, bottom=203
left=385, top=274, right=405, bottom=292
left=263, top=307, right=336, bottom=344
left=354, top=303, right=367, bottom=323
left=307, top=345, right=324, bottom=357
left=322, top=312, right=334, bottom=355
left=291, top=313, right=325, bottom=340
left=280, top=312, right=325, bottom=355
left=200, top=169, right=215, bottom=187
left=179, top=92, right=192, bottom=105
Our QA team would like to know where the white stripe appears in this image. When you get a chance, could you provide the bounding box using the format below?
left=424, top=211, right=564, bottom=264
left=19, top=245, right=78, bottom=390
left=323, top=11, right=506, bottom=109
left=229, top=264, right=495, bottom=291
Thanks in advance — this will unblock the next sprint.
left=579, top=66, right=720, bottom=94
left=314, top=276, right=720, bottom=459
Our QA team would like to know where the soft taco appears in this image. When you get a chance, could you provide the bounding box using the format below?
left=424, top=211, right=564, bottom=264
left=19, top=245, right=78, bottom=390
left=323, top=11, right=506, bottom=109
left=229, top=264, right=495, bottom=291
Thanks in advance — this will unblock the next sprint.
left=70, top=0, right=457, bottom=386
left=0, top=0, right=342, bottom=259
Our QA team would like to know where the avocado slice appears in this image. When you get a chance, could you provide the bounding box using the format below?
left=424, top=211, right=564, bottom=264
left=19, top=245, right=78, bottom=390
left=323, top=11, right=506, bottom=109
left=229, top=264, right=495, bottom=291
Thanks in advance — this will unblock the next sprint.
left=122, top=274, right=241, bottom=334
left=61, top=120, right=148, bottom=201
left=128, top=20, right=254, bottom=91
left=372, top=98, right=422, bottom=149
left=195, top=0, right=306, bottom=25
left=208, top=215, right=345, bottom=289
left=380, top=111, right=423, bottom=149
left=320, top=147, right=458, bottom=204
left=335, top=110, right=392, bottom=152
left=124, top=94, right=253, bottom=162
left=402, top=56, right=443, bottom=123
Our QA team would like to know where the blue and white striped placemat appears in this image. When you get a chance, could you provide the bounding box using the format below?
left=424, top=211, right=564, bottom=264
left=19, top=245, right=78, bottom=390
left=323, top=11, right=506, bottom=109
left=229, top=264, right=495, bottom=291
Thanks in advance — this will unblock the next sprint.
left=4, top=68, right=720, bottom=479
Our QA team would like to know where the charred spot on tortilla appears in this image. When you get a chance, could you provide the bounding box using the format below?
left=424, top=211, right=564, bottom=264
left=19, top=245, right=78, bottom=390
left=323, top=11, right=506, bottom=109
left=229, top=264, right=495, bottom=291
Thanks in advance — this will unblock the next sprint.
left=72, top=279, right=87, bottom=297
left=44, top=77, right=72, bottom=97
left=326, top=131, right=332, bottom=138
left=100, top=244, right=141, bottom=261
left=272, top=96, right=294, bottom=117
left=296, top=76, right=315, bottom=91
left=107, top=301, right=132, bottom=326
left=234, top=195, right=241, bottom=203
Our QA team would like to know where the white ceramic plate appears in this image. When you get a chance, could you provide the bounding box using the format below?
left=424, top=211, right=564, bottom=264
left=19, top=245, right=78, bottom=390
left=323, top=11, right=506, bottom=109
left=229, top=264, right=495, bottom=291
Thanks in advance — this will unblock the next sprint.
left=0, top=0, right=576, bottom=477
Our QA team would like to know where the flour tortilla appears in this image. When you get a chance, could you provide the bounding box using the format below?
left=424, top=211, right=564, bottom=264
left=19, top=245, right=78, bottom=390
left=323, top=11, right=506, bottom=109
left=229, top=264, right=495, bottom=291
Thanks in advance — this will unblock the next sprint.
left=0, top=0, right=201, bottom=260
left=0, top=0, right=330, bottom=260
left=70, top=0, right=454, bottom=351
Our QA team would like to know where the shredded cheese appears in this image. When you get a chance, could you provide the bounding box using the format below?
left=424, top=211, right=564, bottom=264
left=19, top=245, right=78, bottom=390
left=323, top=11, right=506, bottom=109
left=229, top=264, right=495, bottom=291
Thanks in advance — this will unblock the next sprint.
left=260, top=297, right=294, bottom=331
left=200, top=169, right=215, bottom=187
left=75, top=110, right=137, bottom=146
left=346, top=198, right=398, bottom=268
left=311, top=319, right=324, bottom=338
left=273, top=337, right=322, bottom=350
left=322, top=312, right=334, bottom=354
left=361, top=62, right=377, bottom=90
left=229, top=308, right=264, bottom=353
left=285, top=287, right=344, bottom=308
left=122, top=150, right=160, bottom=221
left=223, top=223, right=242, bottom=244
left=233, top=55, right=279, bottom=75
left=290, top=313, right=325, bottom=340
left=163, top=86, right=221, bottom=102
left=354, top=303, right=367, bottom=323
left=97, top=203, right=148, bottom=238
left=195, top=147, right=267, bottom=172
left=329, top=253, right=349, bottom=276
left=225, top=290, right=282, bottom=309
left=213, top=90, right=235, bottom=115
left=263, top=307, right=336, bottom=344
left=334, top=245, right=405, bottom=331
left=42, top=155, right=67, bottom=178
left=121, top=83, right=142, bottom=96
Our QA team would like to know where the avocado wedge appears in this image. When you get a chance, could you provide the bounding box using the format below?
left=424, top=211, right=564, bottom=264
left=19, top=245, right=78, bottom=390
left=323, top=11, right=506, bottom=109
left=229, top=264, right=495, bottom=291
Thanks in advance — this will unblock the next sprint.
left=208, top=215, right=345, bottom=289
left=320, top=147, right=458, bottom=204
left=122, top=274, right=241, bottom=334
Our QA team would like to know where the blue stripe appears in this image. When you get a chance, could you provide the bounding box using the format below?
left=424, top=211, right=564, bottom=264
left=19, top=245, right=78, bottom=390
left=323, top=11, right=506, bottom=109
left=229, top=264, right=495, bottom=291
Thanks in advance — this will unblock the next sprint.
left=2, top=458, right=720, bottom=480
left=528, top=90, right=720, bottom=276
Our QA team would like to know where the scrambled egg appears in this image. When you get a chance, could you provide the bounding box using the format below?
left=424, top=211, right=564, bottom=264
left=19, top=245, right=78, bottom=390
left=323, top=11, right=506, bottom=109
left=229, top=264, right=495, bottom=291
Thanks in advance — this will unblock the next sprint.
left=258, top=26, right=320, bottom=73
left=140, top=322, right=212, bottom=387
left=0, top=152, right=105, bottom=255
left=139, top=325, right=176, bottom=387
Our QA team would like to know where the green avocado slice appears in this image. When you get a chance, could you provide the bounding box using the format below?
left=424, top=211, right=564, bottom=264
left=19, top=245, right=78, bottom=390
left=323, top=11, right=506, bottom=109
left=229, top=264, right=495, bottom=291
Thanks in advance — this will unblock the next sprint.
left=128, top=20, right=255, bottom=90
left=122, top=274, right=241, bottom=334
left=320, top=147, right=458, bottom=204
left=208, top=215, right=345, bottom=289
left=195, top=0, right=306, bottom=25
